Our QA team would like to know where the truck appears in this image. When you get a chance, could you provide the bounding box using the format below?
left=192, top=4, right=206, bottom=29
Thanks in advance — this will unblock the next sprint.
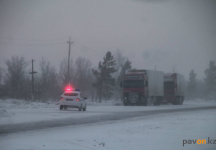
left=120, top=69, right=164, bottom=106
left=163, top=73, right=185, bottom=105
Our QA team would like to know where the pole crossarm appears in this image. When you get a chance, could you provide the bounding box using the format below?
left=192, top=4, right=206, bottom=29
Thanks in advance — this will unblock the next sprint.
left=29, top=71, right=37, bottom=74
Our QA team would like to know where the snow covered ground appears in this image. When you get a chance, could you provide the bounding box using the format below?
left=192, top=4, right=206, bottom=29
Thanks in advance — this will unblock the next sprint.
left=0, top=99, right=107, bottom=125
left=0, top=98, right=216, bottom=125
left=0, top=108, right=215, bottom=150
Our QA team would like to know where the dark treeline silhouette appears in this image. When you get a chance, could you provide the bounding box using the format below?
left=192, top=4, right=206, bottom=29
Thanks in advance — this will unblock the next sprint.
left=0, top=50, right=132, bottom=102
left=186, top=60, right=216, bottom=100
left=1, top=54, right=215, bottom=102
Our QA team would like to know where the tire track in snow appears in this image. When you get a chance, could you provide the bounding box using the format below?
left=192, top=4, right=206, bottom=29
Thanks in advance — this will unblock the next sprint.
left=0, top=106, right=216, bottom=135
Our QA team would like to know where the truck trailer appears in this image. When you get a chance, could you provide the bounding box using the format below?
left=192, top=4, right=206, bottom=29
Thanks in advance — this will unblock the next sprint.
left=163, top=73, right=185, bottom=105
left=120, top=69, right=164, bottom=106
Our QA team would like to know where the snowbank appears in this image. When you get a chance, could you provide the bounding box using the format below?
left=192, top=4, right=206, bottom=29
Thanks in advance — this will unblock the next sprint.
left=184, top=99, right=216, bottom=105
left=0, top=99, right=57, bottom=109
left=1, top=98, right=215, bottom=110
left=87, top=100, right=122, bottom=106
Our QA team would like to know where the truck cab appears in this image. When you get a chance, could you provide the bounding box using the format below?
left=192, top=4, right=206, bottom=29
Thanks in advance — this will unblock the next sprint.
left=121, top=69, right=163, bottom=106
left=121, top=70, right=148, bottom=106
left=163, top=73, right=185, bottom=105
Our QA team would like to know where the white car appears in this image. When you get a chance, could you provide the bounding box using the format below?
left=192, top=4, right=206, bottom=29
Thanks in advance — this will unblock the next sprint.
left=59, top=89, right=87, bottom=111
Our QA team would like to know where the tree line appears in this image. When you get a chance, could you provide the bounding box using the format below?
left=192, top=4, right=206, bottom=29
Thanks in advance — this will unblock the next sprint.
left=0, top=51, right=215, bottom=102
left=187, top=61, right=216, bottom=100
left=0, top=50, right=132, bottom=102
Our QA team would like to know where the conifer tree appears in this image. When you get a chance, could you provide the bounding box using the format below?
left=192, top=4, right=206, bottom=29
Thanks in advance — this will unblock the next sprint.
left=187, top=70, right=197, bottom=99
left=204, top=61, right=216, bottom=99
left=92, top=51, right=116, bottom=102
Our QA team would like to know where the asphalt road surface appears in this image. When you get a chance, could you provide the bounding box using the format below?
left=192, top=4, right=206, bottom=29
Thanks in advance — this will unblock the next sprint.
left=1, top=106, right=216, bottom=135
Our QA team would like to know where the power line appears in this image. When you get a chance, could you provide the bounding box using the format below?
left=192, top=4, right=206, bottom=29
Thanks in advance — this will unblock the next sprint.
left=74, top=42, right=104, bottom=55
left=73, top=43, right=104, bottom=55
left=73, top=45, right=103, bottom=58
left=0, top=36, right=68, bottom=41
left=0, top=36, right=68, bottom=46
left=0, top=38, right=107, bottom=57
left=0, top=41, right=66, bottom=46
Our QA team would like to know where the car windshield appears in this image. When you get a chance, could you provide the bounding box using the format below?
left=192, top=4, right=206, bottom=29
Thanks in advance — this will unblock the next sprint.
left=164, top=82, right=174, bottom=89
left=64, top=93, right=78, bottom=96
left=123, top=80, right=144, bottom=88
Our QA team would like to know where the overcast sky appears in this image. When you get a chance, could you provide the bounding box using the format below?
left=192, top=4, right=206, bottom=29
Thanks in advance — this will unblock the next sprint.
left=0, top=0, right=215, bottom=80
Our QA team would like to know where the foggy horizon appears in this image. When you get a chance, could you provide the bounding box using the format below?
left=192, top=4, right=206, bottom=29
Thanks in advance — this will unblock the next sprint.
left=0, top=0, right=216, bottom=80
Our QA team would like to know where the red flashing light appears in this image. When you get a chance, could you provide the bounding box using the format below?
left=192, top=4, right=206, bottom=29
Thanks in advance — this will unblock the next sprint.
left=61, top=97, right=63, bottom=100
left=76, top=98, right=79, bottom=101
left=65, top=85, right=73, bottom=91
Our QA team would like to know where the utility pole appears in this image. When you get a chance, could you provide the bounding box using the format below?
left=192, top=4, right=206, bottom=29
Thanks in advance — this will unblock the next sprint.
left=172, top=67, right=175, bottom=73
left=67, top=37, right=74, bottom=83
left=29, top=59, right=37, bottom=102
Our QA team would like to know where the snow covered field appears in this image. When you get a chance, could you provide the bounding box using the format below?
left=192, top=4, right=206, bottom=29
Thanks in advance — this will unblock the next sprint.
left=0, top=107, right=215, bottom=150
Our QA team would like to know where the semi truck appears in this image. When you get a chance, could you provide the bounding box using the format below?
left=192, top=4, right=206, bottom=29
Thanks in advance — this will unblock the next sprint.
left=163, top=73, right=185, bottom=105
left=120, top=69, right=164, bottom=106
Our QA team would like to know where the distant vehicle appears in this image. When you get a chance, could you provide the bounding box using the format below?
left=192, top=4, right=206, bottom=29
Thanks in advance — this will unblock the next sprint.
left=59, top=85, right=87, bottom=111
left=120, top=69, right=164, bottom=106
left=163, top=73, right=185, bottom=105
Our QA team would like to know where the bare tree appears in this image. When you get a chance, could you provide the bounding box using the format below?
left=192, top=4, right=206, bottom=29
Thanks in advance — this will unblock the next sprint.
left=114, top=49, right=126, bottom=71
left=59, top=57, right=93, bottom=99
left=59, top=58, right=74, bottom=87
left=113, top=49, right=130, bottom=101
left=38, top=58, right=60, bottom=101
left=0, top=68, right=4, bottom=97
left=0, top=68, right=3, bottom=84
left=4, top=56, right=29, bottom=98
left=74, top=57, right=93, bottom=96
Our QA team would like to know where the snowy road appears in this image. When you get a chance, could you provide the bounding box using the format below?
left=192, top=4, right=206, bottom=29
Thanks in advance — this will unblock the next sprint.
left=0, top=107, right=216, bottom=150
left=1, top=104, right=216, bottom=134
